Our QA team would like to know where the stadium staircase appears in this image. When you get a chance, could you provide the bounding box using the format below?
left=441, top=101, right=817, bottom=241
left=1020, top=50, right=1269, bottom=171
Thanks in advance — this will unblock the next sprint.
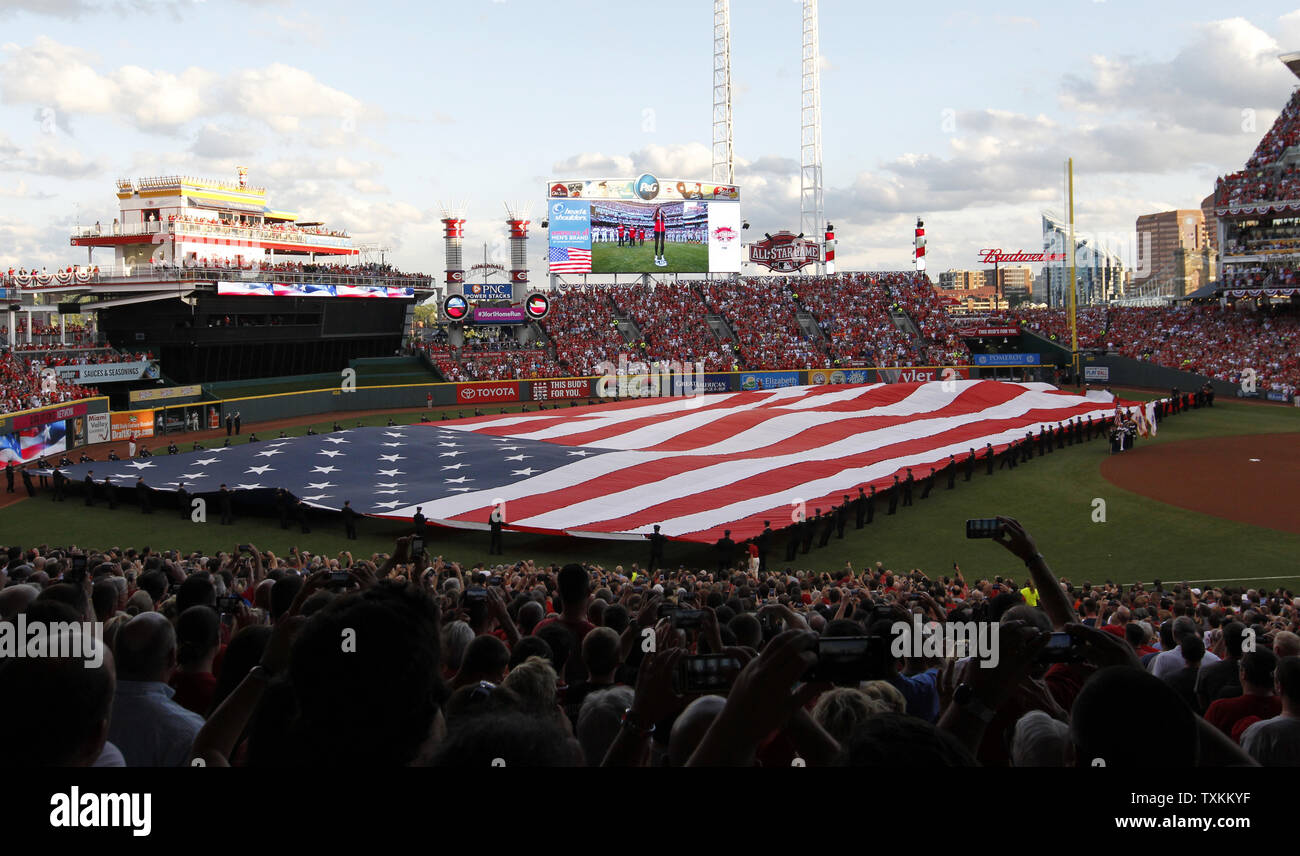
left=596, top=292, right=639, bottom=346
left=527, top=322, right=560, bottom=362
left=795, top=310, right=825, bottom=344
left=890, top=308, right=921, bottom=342
left=695, top=284, right=738, bottom=344
left=704, top=314, right=737, bottom=344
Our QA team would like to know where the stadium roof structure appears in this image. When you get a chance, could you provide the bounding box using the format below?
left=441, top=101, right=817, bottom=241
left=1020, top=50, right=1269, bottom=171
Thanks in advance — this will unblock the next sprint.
left=1178, top=281, right=1220, bottom=301
left=1281, top=51, right=1300, bottom=80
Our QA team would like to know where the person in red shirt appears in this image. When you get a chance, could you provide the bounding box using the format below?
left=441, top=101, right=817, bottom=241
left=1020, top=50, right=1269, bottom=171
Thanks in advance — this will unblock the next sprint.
left=616, top=223, right=626, bottom=248
left=1204, top=650, right=1281, bottom=741
left=170, top=606, right=220, bottom=717
left=653, top=205, right=668, bottom=267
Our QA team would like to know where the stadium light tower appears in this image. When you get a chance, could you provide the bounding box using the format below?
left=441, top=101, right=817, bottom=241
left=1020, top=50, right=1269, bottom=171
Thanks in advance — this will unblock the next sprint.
left=800, top=0, right=825, bottom=275
left=504, top=201, right=533, bottom=300
left=439, top=200, right=468, bottom=298
left=712, top=0, right=734, bottom=186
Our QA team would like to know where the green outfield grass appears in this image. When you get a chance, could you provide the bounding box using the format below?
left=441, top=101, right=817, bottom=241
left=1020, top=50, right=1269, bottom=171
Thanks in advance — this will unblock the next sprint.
left=590, top=240, right=709, bottom=274
left=4, top=395, right=1297, bottom=591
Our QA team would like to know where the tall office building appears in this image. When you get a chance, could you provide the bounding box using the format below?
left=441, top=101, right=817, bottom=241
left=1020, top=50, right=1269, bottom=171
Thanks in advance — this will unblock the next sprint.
left=1200, top=194, right=1218, bottom=255
left=1041, top=213, right=1126, bottom=307
left=1134, top=209, right=1208, bottom=294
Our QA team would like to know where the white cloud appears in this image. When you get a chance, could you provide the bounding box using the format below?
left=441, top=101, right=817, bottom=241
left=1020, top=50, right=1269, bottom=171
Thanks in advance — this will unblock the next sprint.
left=0, top=38, right=376, bottom=142
left=221, top=63, right=369, bottom=135
left=0, top=132, right=102, bottom=178
left=190, top=124, right=264, bottom=159
left=0, top=0, right=91, bottom=18
left=0, top=38, right=215, bottom=133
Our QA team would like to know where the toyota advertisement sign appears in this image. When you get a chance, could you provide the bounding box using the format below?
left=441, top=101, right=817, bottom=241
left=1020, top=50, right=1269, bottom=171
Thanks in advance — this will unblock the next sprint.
left=457, top=381, right=520, bottom=404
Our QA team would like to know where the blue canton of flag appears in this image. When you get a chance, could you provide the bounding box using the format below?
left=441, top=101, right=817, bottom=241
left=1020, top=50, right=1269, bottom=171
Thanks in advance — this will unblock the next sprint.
left=48, top=426, right=614, bottom=518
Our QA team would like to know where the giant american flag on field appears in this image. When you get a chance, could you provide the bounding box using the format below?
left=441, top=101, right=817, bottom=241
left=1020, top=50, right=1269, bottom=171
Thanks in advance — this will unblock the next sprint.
left=46, top=381, right=1132, bottom=543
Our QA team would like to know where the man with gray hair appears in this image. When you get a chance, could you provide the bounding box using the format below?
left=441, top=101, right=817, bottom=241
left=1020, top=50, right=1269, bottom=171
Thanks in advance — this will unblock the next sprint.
left=1149, top=616, right=1219, bottom=680
left=0, top=583, right=40, bottom=620
left=576, top=685, right=635, bottom=766
left=1274, top=630, right=1300, bottom=660
left=108, top=612, right=205, bottom=766
left=668, top=695, right=728, bottom=767
left=1010, top=710, right=1070, bottom=767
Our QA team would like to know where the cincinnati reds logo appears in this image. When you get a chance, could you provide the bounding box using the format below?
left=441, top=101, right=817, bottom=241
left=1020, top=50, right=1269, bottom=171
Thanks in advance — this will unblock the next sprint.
left=448, top=271, right=463, bottom=282
left=712, top=226, right=737, bottom=245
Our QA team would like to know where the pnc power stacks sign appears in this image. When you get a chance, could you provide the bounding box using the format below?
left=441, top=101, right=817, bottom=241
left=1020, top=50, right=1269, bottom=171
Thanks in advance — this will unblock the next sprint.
left=748, top=232, right=821, bottom=273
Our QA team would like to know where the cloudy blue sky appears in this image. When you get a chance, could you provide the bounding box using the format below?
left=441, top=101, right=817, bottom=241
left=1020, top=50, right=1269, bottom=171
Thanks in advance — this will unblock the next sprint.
left=1, top=0, right=1299, bottom=277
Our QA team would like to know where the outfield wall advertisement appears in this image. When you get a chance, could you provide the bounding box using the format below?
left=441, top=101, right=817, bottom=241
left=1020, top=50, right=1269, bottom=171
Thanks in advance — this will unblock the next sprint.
left=54, top=360, right=160, bottom=383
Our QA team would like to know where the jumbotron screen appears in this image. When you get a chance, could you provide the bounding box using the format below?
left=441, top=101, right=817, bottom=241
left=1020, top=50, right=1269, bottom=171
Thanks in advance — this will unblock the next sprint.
left=546, top=175, right=742, bottom=274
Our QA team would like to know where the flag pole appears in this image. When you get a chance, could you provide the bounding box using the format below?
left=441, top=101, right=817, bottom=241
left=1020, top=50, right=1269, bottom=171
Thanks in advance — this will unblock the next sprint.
left=1067, top=158, right=1079, bottom=385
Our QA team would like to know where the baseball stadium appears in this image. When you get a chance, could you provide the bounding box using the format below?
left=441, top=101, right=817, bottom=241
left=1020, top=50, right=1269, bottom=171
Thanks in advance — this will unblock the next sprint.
left=2, top=1, right=1299, bottom=802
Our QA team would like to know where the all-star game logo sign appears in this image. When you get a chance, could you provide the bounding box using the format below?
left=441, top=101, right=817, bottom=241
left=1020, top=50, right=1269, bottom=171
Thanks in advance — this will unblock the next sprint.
left=524, top=292, right=551, bottom=321
left=748, top=231, right=821, bottom=273
left=442, top=293, right=470, bottom=322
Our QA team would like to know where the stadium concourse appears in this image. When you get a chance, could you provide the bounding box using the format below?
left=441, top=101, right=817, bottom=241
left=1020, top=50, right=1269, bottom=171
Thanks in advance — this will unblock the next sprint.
left=6, top=377, right=1298, bottom=769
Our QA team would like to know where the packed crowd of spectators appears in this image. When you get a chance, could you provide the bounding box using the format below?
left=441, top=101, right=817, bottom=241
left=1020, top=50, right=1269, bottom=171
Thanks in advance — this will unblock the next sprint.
left=1004, top=307, right=1110, bottom=349
left=91, top=212, right=351, bottom=240
left=610, top=283, right=733, bottom=372
left=795, top=274, right=916, bottom=366
left=1214, top=89, right=1300, bottom=208
left=1103, top=305, right=1299, bottom=396
left=411, top=273, right=1298, bottom=396
left=1221, top=262, right=1295, bottom=290
left=17, top=346, right=150, bottom=367
left=540, top=287, right=627, bottom=375
left=3, top=514, right=1295, bottom=767
left=1223, top=222, right=1300, bottom=256
left=1, top=319, right=100, bottom=351
left=3, top=265, right=98, bottom=283
left=891, top=275, right=972, bottom=365
left=703, top=280, right=829, bottom=370
left=0, top=349, right=100, bottom=414
left=175, top=258, right=431, bottom=283
left=1004, top=304, right=1298, bottom=395
left=418, top=338, right=565, bottom=382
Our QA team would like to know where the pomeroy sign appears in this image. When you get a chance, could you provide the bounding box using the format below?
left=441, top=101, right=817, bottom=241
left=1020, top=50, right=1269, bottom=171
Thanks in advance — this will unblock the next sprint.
left=457, top=381, right=520, bottom=404
left=748, top=231, right=821, bottom=272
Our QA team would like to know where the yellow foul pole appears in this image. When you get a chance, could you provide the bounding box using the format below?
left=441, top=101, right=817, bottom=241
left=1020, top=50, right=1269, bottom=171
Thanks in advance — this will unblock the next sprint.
left=1067, top=158, right=1078, bottom=384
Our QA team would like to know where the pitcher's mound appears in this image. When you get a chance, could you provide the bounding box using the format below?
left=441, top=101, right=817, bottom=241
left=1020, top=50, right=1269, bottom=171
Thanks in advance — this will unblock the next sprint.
left=1100, top=433, right=1300, bottom=534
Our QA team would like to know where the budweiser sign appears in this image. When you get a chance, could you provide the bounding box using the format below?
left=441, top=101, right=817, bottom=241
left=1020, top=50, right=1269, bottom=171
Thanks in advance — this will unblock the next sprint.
left=748, top=231, right=821, bottom=272
left=977, top=249, right=1066, bottom=264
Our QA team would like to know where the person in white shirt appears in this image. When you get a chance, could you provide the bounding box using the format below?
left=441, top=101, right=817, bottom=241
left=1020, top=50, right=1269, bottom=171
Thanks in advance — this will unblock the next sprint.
left=1149, top=616, right=1220, bottom=680
left=1240, top=657, right=1300, bottom=766
left=108, top=612, right=205, bottom=767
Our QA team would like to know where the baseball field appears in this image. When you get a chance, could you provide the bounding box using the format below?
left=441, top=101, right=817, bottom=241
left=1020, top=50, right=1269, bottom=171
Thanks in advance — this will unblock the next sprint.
left=2, top=389, right=1297, bottom=591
